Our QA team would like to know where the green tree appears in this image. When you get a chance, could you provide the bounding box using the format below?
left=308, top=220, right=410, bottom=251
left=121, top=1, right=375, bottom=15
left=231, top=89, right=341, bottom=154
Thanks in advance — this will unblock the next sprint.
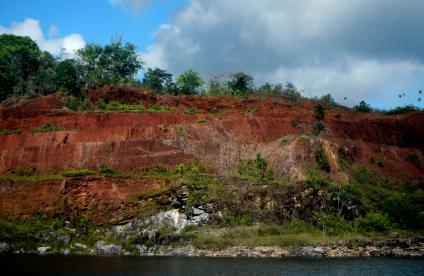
left=35, top=51, right=57, bottom=95
left=314, top=103, right=325, bottom=120
left=0, top=34, right=41, bottom=100
left=55, top=59, right=83, bottom=96
left=355, top=101, right=372, bottom=113
left=98, top=38, right=142, bottom=84
left=142, top=68, right=175, bottom=94
left=227, top=72, right=254, bottom=97
left=320, top=93, right=335, bottom=103
left=176, top=69, right=204, bottom=95
left=76, top=43, right=103, bottom=88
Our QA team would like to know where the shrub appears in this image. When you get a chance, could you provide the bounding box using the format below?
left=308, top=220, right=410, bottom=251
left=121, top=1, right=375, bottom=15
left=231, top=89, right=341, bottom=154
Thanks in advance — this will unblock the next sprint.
left=353, top=166, right=372, bottom=184
left=319, top=93, right=335, bottom=104
left=175, top=162, right=201, bottom=176
left=313, top=121, right=325, bottom=136
left=314, top=103, right=325, bottom=120
left=406, top=154, right=420, bottom=168
left=17, top=167, right=34, bottom=176
left=99, top=165, right=115, bottom=177
left=354, top=101, right=372, bottom=113
left=0, top=128, right=21, bottom=135
left=314, top=147, right=330, bottom=172
left=291, top=120, right=299, bottom=129
left=32, top=123, right=64, bottom=132
left=197, top=118, right=207, bottom=123
left=304, top=171, right=328, bottom=188
left=384, top=105, right=421, bottom=115
left=315, top=212, right=353, bottom=235
left=357, top=213, right=392, bottom=232
left=238, top=153, right=274, bottom=181
left=383, top=193, right=419, bottom=228
left=62, top=169, right=96, bottom=177
left=175, top=125, right=186, bottom=138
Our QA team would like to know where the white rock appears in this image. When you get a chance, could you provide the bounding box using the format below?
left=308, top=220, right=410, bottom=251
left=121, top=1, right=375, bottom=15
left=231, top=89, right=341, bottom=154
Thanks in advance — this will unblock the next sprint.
left=74, top=243, right=87, bottom=250
left=37, top=246, right=51, bottom=255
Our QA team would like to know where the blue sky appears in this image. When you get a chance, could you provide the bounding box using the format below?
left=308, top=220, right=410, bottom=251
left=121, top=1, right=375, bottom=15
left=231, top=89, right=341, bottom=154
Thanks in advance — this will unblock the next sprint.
left=0, top=0, right=423, bottom=108
left=0, top=0, right=187, bottom=52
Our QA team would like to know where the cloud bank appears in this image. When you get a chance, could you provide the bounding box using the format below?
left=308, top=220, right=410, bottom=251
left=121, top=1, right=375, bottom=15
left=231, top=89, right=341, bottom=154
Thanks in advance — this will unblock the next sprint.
left=0, top=18, right=86, bottom=58
left=141, top=0, right=424, bottom=107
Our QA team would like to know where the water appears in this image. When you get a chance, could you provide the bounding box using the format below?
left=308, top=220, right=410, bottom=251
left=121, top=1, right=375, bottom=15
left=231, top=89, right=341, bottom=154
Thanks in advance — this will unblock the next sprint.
left=1, top=255, right=424, bottom=275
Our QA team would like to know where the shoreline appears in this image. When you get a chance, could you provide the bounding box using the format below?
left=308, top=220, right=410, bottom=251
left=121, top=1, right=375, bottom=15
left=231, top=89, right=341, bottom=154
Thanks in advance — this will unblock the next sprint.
left=2, top=237, right=423, bottom=258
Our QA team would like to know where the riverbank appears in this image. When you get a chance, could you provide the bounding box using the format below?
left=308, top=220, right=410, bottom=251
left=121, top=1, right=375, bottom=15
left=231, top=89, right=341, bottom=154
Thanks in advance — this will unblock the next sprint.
left=2, top=237, right=423, bottom=258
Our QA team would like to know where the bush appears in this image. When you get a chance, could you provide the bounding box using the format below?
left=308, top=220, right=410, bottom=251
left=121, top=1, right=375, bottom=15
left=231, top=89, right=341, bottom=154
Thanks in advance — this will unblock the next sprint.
left=406, top=154, right=420, bottom=168
left=62, top=169, right=96, bottom=177
left=99, top=165, right=115, bottom=177
left=383, top=193, right=419, bottom=228
left=32, top=123, right=64, bottom=133
left=291, top=120, right=299, bottom=129
left=304, top=172, right=328, bottom=188
left=313, top=121, right=325, bottom=136
left=384, top=105, right=421, bottom=115
left=319, top=93, right=335, bottom=104
left=357, top=213, right=392, bottom=232
left=175, top=162, right=201, bottom=176
left=238, top=153, right=274, bottom=181
left=314, top=103, right=325, bottom=120
left=314, top=147, right=330, bottom=172
left=0, top=128, right=21, bottom=135
left=353, top=166, right=372, bottom=184
left=354, top=101, right=372, bottom=113
left=315, top=212, right=353, bottom=235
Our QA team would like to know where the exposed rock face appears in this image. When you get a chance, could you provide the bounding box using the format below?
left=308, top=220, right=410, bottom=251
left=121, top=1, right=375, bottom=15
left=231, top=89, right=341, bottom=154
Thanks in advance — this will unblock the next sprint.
left=0, top=88, right=422, bottom=181
left=95, top=240, right=123, bottom=256
left=0, top=176, right=169, bottom=223
left=107, top=208, right=209, bottom=240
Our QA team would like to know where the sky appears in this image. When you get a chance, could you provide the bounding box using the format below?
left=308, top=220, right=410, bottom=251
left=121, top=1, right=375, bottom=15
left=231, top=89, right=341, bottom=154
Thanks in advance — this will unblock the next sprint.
left=0, top=0, right=423, bottom=108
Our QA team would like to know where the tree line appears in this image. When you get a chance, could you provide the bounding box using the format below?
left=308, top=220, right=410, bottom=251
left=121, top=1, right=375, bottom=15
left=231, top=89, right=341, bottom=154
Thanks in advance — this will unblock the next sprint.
left=0, top=34, right=306, bottom=102
left=1, top=34, right=421, bottom=113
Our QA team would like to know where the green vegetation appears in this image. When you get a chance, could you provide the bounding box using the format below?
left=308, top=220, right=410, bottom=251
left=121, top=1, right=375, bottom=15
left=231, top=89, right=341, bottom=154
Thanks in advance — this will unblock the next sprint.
left=0, top=173, right=62, bottom=182
left=197, top=118, right=207, bottom=123
left=176, top=69, right=204, bottom=95
left=291, top=120, right=299, bottom=129
left=319, top=93, right=335, bottom=104
left=238, top=153, right=274, bottom=181
left=99, top=165, right=115, bottom=177
left=355, top=101, right=372, bottom=113
left=32, top=123, right=64, bottom=133
left=0, top=128, right=21, bottom=135
left=384, top=105, right=422, bottom=115
left=62, top=169, right=96, bottom=177
left=97, top=101, right=175, bottom=113
left=314, top=103, right=325, bottom=120
left=314, top=147, right=330, bottom=172
left=313, top=121, right=325, bottom=136
left=175, top=125, right=186, bottom=138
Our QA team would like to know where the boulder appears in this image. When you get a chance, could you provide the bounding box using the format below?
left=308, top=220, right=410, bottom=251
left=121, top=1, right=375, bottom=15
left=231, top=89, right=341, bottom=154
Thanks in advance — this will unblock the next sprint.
left=0, top=242, right=9, bottom=253
left=37, top=246, right=51, bottom=255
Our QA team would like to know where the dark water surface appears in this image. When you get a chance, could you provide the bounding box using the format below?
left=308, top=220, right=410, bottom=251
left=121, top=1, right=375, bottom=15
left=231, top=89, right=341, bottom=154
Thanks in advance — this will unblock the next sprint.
left=1, top=255, right=424, bottom=275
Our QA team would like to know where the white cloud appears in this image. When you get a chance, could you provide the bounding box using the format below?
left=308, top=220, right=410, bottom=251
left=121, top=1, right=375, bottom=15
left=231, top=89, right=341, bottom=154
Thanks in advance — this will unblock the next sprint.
left=108, top=0, right=150, bottom=15
left=0, top=18, right=86, bottom=57
left=141, top=0, right=424, bottom=107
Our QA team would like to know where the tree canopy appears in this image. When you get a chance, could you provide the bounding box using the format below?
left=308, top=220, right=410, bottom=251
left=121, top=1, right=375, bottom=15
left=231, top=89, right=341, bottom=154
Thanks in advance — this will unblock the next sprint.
left=176, top=69, right=204, bottom=95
